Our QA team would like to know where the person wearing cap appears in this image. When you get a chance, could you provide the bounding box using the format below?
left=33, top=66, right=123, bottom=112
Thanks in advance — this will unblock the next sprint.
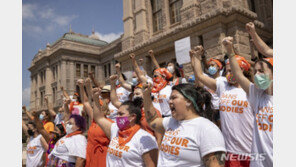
left=225, top=36, right=273, bottom=167
left=92, top=86, right=158, bottom=167
left=142, top=82, right=226, bottom=167
left=191, top=43, right=254, bottom=167
left=31, top=110, right=67, bottom=166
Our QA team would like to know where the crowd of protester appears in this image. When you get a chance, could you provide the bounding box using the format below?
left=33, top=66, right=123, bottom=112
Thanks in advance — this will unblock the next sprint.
left=22, top=22, right=273, bottom=167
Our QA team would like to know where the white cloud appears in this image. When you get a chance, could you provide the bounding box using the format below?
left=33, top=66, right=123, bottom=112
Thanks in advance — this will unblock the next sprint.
left=22, top=87, right=31, bottom=107
left=94, top=32, right=122, bottom=43
left=53, top=15, right=77, bottom=27
left=22, top=3, right=37, bottom=20
left=22, top=3, right=78, bottom=35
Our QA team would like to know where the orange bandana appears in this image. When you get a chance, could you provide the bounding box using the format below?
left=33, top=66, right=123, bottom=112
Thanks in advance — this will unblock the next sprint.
left=118, top=124, right=140, bottom=146
left=208, top=58, right=223, bottom=70
left=152, top=68, right=172, bottom=93
left=227, top=55, right=251, bottom=71
left=66, top=130, right=82, bottom=138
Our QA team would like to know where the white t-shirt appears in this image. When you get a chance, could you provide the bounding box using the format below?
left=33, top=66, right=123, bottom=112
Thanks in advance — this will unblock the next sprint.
left=204, top=75, right=226, bottom=110
left=248, top=83, right=273, bottom=167
left=106, top=123, right=158, bottom=167
left=116, top=86, right=131, bottom=103
left=108, top=102, right=119, bottom=122
left=158, top=117, right=226, bottom=167
left=152, top=85, right=172, bottom=117
left=168, top=77, right=187, bottom=86
left=26, top=134, right=45, bottom=167
left=216, top=79, right=254, bottom=155
left=49, top=134, right=87, bottom=163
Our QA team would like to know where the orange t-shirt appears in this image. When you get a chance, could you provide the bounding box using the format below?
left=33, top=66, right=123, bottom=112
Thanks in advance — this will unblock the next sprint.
left=85, top=119, right=113, bottom=167
left=43, top=121, right=54, bottom=134
left=140, top=108, right=161, bottom=136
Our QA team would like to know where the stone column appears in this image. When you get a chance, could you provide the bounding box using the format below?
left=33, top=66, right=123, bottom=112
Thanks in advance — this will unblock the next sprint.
left=60, top=61, right=67, bottom=92
left=134, top=0, right=149, bottom=44
left=36, top=72, right=41, bottom=110
left=45, top=65, right=53, bottom=100
left=122, top=0, right=134, bottom=50
left=163, top=0, right=170, bottom=30
left=69, top=61, right=75, bottom=93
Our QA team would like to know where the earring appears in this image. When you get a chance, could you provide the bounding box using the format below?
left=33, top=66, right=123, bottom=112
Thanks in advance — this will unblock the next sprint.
left=186, top=102, right=191, bottom=107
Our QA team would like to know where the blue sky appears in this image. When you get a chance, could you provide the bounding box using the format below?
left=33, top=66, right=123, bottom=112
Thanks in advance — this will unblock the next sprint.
left=22, top=0, right=124, bottom=107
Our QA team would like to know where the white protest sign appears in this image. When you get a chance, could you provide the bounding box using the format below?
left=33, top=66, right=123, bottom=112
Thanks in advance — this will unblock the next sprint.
left=174, top=37, right=191, bottom=65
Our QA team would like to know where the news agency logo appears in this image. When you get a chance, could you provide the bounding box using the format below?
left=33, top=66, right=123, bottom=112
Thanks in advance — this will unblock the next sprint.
left=221, top=153, right=266, bottom=161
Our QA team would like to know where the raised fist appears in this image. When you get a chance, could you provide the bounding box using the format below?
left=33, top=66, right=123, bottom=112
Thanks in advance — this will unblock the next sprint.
left=109, top=75, right=118, bottom=83
left=222, top=36, right=233, bottom=47
left=193, top=45, right=204, bottom=57
left=142, top=82, right=152, bottom=96
left=129, top=53, right=135, bottom=59
left=245, top=22, right=256, bottom=35
left=148, top=50, right=154, bottom=56
left=85, top=78, right=91, bottom=85
left=77, top=79, right=84, bottom=86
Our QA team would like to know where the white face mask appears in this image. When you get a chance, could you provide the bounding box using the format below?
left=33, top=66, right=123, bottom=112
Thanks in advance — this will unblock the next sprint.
left=167, top=66, right=174, bottom=74
left=66, top=123, right=73, bottom=134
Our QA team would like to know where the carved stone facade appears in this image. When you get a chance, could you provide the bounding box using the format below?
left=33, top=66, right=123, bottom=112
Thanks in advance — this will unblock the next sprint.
left=29, top=0, right=273, bottom=111
left=117, top=0, right=273, bottom=76
left=29, top=32, right=122, bottom=111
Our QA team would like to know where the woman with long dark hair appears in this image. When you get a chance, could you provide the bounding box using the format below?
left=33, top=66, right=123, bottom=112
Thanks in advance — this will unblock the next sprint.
left=142, top=83, right=226, bottom=167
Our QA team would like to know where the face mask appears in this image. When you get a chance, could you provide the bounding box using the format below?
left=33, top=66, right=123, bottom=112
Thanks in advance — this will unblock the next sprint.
left=226, top=73, right=236, bottom=84
left=132, top=96, right=143, bottom=107
left=27, top=129, right=34, bottom=136
left=65, top=123, right=73, bottom=135
left=116, top=116, right=130, bottom=131
left=116, top=80, right=119, bottom=85
left=39, top=114, right=44, bottom=121
left=167, top=66, right=174, bottom=74
left=254, top=73, right=272, bottom=90
left=208, top=66, right=218, bottom=75
left=132, top=78, right=138, bottom=86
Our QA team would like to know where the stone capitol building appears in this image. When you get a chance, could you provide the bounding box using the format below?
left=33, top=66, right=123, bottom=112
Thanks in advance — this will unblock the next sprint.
left=28, top=0, right=273, bottom=112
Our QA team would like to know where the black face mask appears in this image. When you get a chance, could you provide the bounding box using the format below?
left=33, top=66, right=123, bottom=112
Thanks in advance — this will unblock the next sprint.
left=27, top=129, right=34, bottom=136
left=133, top=96, right=143, bottom=107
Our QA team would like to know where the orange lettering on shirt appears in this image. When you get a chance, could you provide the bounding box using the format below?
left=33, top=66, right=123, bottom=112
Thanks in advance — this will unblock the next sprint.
left=123, top=146, right=130, bottom=152
left=181, top=139, right=189, bottom=147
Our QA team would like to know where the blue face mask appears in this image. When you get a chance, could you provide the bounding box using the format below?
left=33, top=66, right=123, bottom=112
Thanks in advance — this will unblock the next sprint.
left=39, top=114, right=44, bottom=121
left=208, top=66, right=218, bottom=75
left=254, top=73, right=272, bottom=90
left=116, top=80, right=119, bottom=85
left=132, top=78, right=138, bottom=86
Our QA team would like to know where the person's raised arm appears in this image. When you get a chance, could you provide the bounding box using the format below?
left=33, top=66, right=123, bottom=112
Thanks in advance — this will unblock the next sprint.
left=142, top=82, right=165, bottom=135
left=83, top=78, right=94, bottom=122
left=148, top=50, right=160, bottom=69
left=130, top=53, right=148, bottom=84
left=63, top=98, right=71, bottom=122
left=84, top=77, right=93, bottom=103
left=246, top=22, right=273, bottom=57
left=189, top=50, right=204, bottom=88
left=44, top=97, right=56, bottom=118
left=23, top=106, right=34, bottom=121
left=92, top=87, right=113, bottom=139
left=32, top=110, right=51, bottom=143
left=109, top=75, right=122, bottom=108
left=115, top=63, right=132, bottom=92
left=22, top=119, right=29, bottom=137
left=191, top=46, right=217, bottom=91
left=61, top=86, right=70, bottom=100
left=222, top=37, right=251, bottom=94
left=89, top=72, right=100, bottom=88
